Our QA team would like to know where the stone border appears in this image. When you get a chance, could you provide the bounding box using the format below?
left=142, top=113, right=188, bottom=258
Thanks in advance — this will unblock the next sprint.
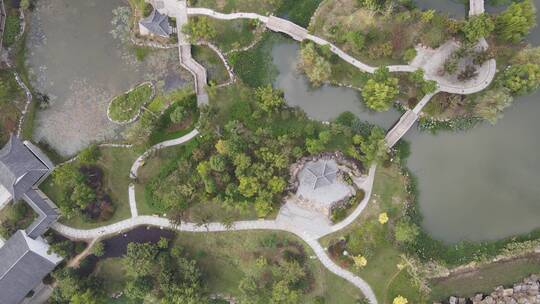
left=106, top=81, right=156, bottom=125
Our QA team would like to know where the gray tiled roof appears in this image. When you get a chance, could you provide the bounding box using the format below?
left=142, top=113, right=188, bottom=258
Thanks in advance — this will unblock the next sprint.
left=139, top=9, right=172, bottom=37
left=302, top=160, right=338, bottom=189
left=0, top=136, right=49, bottom=201
left=0, top=231, right=61, bottom=304
left=24, top=189, right=60, bottom=239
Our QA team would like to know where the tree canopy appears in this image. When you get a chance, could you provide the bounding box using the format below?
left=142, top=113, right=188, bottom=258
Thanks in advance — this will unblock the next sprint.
left=362, top=67, right=399, bottom=112
left=461, top=14, right=495, bottom=42
left=495, top=0, right=536, bottom=43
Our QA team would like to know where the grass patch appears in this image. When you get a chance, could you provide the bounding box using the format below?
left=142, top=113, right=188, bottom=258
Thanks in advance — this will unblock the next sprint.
left=0, top=202, right=36, bottom=239
left=192, top=45, right=229, bottom=85
left=108, top=83, right=153, bottom=122
left=133, top=46, right=151, bottom=61
left=3, top=13, right=20, bottom=47
left=320, top=165, right=427, bottom=303
left=92, top=231, right=364, bottom=303
left=0, top=69, right=25, bottom=145
left=41, top=146, right=139, bottom=229
left=228, top=32, right=279, bottom=88
left=429, top=255, right=540, bottom=301
left=276, top=0, right=323, bottom=27
left=206, top=18, right=257, bottom=53
left=173, top=231, right=364, bottom=303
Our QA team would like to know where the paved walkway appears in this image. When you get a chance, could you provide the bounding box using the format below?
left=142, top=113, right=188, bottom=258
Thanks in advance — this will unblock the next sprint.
left=130, top=128, right=199, bottom=178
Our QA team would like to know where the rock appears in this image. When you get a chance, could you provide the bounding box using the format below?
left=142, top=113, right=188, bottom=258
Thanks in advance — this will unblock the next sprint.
left=442, top=275, right=540, bottom=304
left=504, top=289, right=515, bottom=297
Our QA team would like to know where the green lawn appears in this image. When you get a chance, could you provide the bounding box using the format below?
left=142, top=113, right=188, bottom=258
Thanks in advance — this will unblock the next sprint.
left=207, top=18, right=257, bottom=53
left=135, top=144, right=192, bottom=215
left=174, top=231, right=364, bottom=303
left=93, top=231, right=364, bottom=303
left=429, top=256, right=540, bottom=301
left=108, top=83, right=153, bottom=122
left=3, top=13, right=20, bottom=47
left=41, top=146, right=139, bottom=229
left=320, top=165, right=427, bottom=304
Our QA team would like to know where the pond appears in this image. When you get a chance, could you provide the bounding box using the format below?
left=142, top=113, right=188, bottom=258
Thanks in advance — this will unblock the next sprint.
left=100, top=226, right=176, bottom=258
left=272, top=43, right=402, bottom=130
left=271, top=35, right=540, bottom=243
left=26, top=0, right=186, bottom=156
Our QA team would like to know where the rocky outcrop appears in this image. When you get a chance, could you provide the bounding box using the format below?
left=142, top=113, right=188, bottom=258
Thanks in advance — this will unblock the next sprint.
left=437, top=274, right=540, bottom=304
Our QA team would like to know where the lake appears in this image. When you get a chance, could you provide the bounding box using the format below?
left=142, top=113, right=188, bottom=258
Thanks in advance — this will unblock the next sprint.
left=271, top=27, right=540, bottom=243
left=26, top=0, right=186, bottom=156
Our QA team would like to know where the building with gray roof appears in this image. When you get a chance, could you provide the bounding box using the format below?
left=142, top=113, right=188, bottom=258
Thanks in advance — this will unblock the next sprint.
left=0, top=136, right=50, bottom=201
left=139, top=9, right=172, bottom=38
left=0, top=136, right=62, bottom=304
left=296, top=159, right=354, bottom=217
left=0, top=230, right=61, bottom=304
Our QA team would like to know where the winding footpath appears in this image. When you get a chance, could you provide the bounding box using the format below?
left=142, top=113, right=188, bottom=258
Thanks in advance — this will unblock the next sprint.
left=51, top=1, right=497, bottom=303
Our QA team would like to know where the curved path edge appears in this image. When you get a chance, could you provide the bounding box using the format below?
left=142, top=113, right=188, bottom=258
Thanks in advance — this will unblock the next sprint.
left=52, top=214, right=377, bottom=303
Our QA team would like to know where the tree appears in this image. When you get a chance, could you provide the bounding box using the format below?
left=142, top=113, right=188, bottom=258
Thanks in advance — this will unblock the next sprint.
left=500, top=63, right=540, bottom=95
left=125, top=276, right=153, bottom=300
left=70, top=182, right=96, bottom=209
left=352, top=255, right=368, bottom=269
left=209, top=155, right=226, bottom=172
left=170, top=106, right=187, bottom=123
left=92, top=241, right=105, bottom=257
left=49, top=240, right=75, bottom=258
left=123, top=242, right=159, bottom=277
left=357, top=0, right=387, bottom=12
left=378, top=212, right=389, bottom=224
left=394, top=220, right=420, bottom=244
left=20, top=0, right=30, bottom=10
left=71, top=289, right=104, bottom=304
left=495, top=0, right=536, bottom=43
left=52, top=164, right=80, bottom=188
left=403, top=48, right=417, bottom=63
left=268, top=176, right=286, bottom=194
left=299, top=43, right=332, bottom=87
left=271, top=280, right=301, bottom=304
left=255, top=85, right=285, bottom=112
left=182, top=17, right=216, bottom=42
left=360, top=127, right=388, bottom=165
left=461, top=14, right=494, bottom=42
left=158, top=237, right=170, bottom=249
left=238, top=176, right=259, bottom=198
left=362, top=67, right=399, bottom=112
left=393, top=296, right=408, bottom=304
left=474, top=88, right=513, bottom=124
left=78, top=144, right=100, bottom=164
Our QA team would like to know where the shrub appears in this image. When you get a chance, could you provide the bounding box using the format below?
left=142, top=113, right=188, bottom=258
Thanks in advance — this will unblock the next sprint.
left=169, top=106, right=187, bottom=123
left=403, top=48, right=417, bottom=63
left=143, top=3, right=153, bottom=17
left=500, top=63, right=540, bottom=95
